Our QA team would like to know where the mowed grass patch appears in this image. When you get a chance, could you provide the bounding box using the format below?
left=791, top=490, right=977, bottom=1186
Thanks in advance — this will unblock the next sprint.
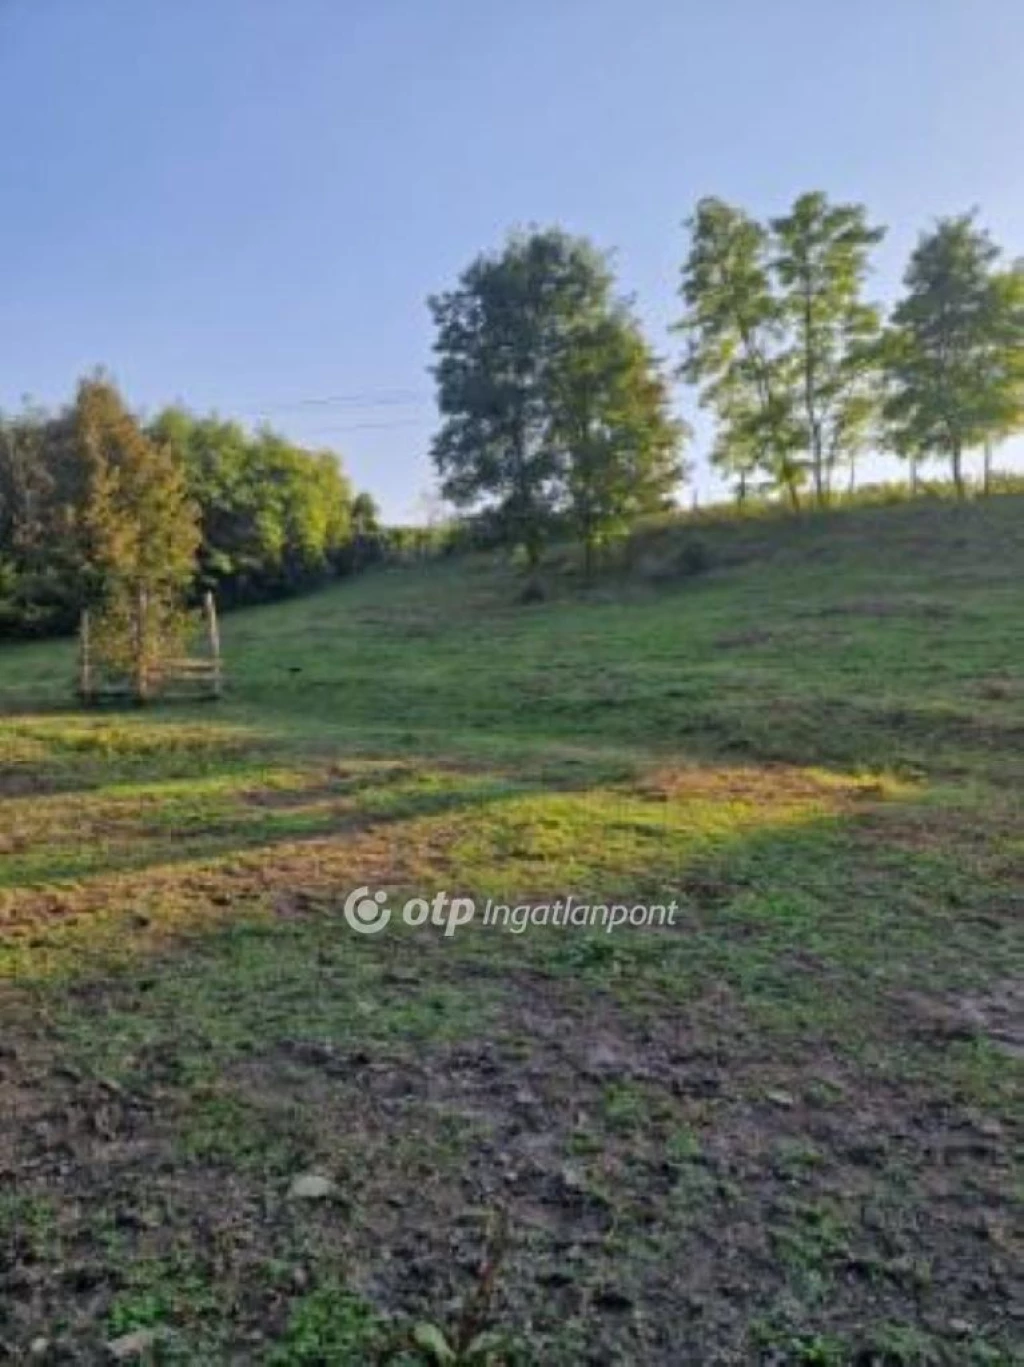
left=0, top=496, right=1021, bottom=1363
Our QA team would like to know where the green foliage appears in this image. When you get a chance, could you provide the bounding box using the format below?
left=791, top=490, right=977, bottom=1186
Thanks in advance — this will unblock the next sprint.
left=678, top=193, right=887, bottom=508
left=69, top=378, right=200, bottom=601
left=430, top=228, right=683, bottom=568
left=677, top=197, right=802, bottom=505
left=149, top=408, right=354, bottom=602
left=770, top=191, right=885, bottom=503
left=882, top=214, right=1024, bottom=494
left=0, top=404, right=78, bottom=634
left=0, top=381, right=372, bottom=638
left=5, top=377, right=203, bottom=673
left=551, top=307, right=687, bottom=573
left=268, top=1284, right=391, bottom=1364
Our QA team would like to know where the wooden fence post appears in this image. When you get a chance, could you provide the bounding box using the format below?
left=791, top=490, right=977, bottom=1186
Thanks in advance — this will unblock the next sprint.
left=134, top=587, right=149, bottom=703
left=204, top=591, right=222, bottom=699
left=78, top=609, right=93, bottom=703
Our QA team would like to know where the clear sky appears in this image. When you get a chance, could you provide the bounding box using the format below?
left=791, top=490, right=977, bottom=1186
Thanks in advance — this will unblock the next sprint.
left=2, top=0, right=1023, bottom=519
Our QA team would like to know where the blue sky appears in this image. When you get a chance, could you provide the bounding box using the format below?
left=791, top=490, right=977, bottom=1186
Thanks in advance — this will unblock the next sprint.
left=2, top=0, right=1022, bottom=519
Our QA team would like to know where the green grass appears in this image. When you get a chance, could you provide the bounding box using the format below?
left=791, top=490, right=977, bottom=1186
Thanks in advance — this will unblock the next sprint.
left=0, top=494, right=1021, bottom=1363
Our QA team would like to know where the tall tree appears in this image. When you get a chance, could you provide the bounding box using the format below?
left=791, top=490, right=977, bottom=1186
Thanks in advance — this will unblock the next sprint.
left=676, top=198, right=802, bottom=507
left=351, top=491, right=381, bottom=535
left=54, top=378, right=201, bottom=680
left=883, top=214, right=1024, bottom=496
left=429, top=228, right=614, bottom=566
left=0, top=407, right=52, bottom=564
left=770, top=192, right=885, bottom=504
left=551, top=309, right=686, bottom=575
left=981, top=264, right=1024, bottom=490
left=0, top=407, right=68, bottom=634
left=150, top=408, right=354, bottom=599
left=65, top=378, right=199, bottom=603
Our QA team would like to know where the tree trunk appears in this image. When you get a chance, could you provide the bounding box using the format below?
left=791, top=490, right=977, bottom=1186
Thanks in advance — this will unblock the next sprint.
left=134, top=586, right=150, bottom=703
left=951, top=444, right=965, bottom=499
left=983, top=440, right=992, bottom=496
left=909, top=453, right=918, bottom=497
left=801, top=282, right=824, bottom=507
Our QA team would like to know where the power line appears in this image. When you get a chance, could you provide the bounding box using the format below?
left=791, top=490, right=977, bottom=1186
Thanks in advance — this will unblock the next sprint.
left=302, top=417, right=428, bottom=435
left=238, top=388, right=431, bottom=415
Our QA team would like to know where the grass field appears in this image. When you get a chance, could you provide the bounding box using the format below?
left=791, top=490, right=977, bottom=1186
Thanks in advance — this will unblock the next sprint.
left=0, top=496, right=1022, bottom=1364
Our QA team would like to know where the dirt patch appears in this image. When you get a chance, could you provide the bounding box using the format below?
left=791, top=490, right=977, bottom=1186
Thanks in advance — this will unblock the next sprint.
left=0, top=770, right=68, bottom=800
left=959, top=980, right=1024, bottom=1060
left=714, top=627, right=776, bottom=650
left=1, top=962, right=1019, bottom=1363
left=807, top=597, right=961, bottom=621
left=896, top=980, right=1024, bottom=1061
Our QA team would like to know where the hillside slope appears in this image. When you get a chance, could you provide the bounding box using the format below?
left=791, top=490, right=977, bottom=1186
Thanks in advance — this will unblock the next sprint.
left=0, top=495, right=1021, bottom=1363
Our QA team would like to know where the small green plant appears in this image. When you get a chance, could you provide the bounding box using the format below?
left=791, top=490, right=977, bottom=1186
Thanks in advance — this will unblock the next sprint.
left=268, top=1284, right=390, bottom=1364
left=404, top=1210, right=515, bottom=1365
left=268, top=1214, right=517, bottom=1365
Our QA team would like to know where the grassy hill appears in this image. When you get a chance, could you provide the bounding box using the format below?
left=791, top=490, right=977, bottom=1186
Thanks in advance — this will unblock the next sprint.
left=0, top=495, right=1021, bottom=1363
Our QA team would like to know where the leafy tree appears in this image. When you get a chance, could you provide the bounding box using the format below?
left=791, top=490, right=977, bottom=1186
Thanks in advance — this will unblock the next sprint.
left=883, top=214, right=1024, bottom=496
left=65, top=378, right=199, bottom=604
left=0, top=407, right=51, bottom=562
left=770, top=192, right=885, bottom=504
left=551, top=308, right=687, bottom=575
left=429, top=228, right=615, bottom=566
left=49, top=378, right=201, bottom=682
left=676, top=198, right=803, bottom=508
left=0, top=407, right=69, bottom=633
left=0, top=380, right=371, bottom=638
left=351, top=491, right=381, bottom=535
left=149, top=409, right=354, bottom=600
left=980, top=264, right=1024, bottom=490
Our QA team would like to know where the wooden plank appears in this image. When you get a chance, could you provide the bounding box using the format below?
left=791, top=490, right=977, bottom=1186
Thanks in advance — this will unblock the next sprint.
left=78, top=610, right=93, bottom=702
left=204, top=592, right=223, bottom=699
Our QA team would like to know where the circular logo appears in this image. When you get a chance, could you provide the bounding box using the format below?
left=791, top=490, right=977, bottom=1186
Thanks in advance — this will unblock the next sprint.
left=343, top=886, right=391, bottom=935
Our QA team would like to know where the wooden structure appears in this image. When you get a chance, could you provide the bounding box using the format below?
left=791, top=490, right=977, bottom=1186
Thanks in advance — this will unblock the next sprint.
left=78, top=590, right=223, bottom=705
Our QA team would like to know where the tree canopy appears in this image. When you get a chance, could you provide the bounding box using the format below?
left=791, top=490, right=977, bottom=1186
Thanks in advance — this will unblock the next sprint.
left=430, top=228, right=686, bottom=566
left=882, top=215, right=1024, bottom=494
left=677, top=193, right=885, bottom=507
left=0, top=381, right=366, bottom=636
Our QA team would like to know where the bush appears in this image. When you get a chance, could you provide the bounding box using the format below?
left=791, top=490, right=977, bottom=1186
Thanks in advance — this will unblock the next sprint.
left=518, top=577, right=547, bottom=604
left=676, top=539, right=713, bottom=577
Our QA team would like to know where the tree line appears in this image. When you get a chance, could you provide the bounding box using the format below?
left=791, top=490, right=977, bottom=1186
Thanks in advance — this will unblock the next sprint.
left=0, top=376, right=380, bottom=638
left=429, top=200, right=1024, bottom=565
left=2, top=195, right=1021, bottom=642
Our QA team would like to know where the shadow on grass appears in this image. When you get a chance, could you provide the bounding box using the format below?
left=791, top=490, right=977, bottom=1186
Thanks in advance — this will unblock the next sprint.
left=0, top=756, right=919, bottom=990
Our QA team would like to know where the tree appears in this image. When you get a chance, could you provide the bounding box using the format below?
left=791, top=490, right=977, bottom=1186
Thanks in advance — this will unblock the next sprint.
left=429, top=228, right=615, bottom=566
left=770, top=192, right=885, bottom=504
left=66, top=379, right=199, bottom=602
left=55, top=378, right=201, bottom=684
left=551, top=308, right=686, bottom=575
left=150, top=408, right=354, bottom=600
left=676, top=198, right=803, bottom=508
left=980, top=264, right=1024, bottom=491
left=0, top=406, right=68, bottom=634
left=351, top=491, right=381, bottom=535
left=883, top=214, right=1024, bottom=496
left=0, top=407, right=51, bottom=562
